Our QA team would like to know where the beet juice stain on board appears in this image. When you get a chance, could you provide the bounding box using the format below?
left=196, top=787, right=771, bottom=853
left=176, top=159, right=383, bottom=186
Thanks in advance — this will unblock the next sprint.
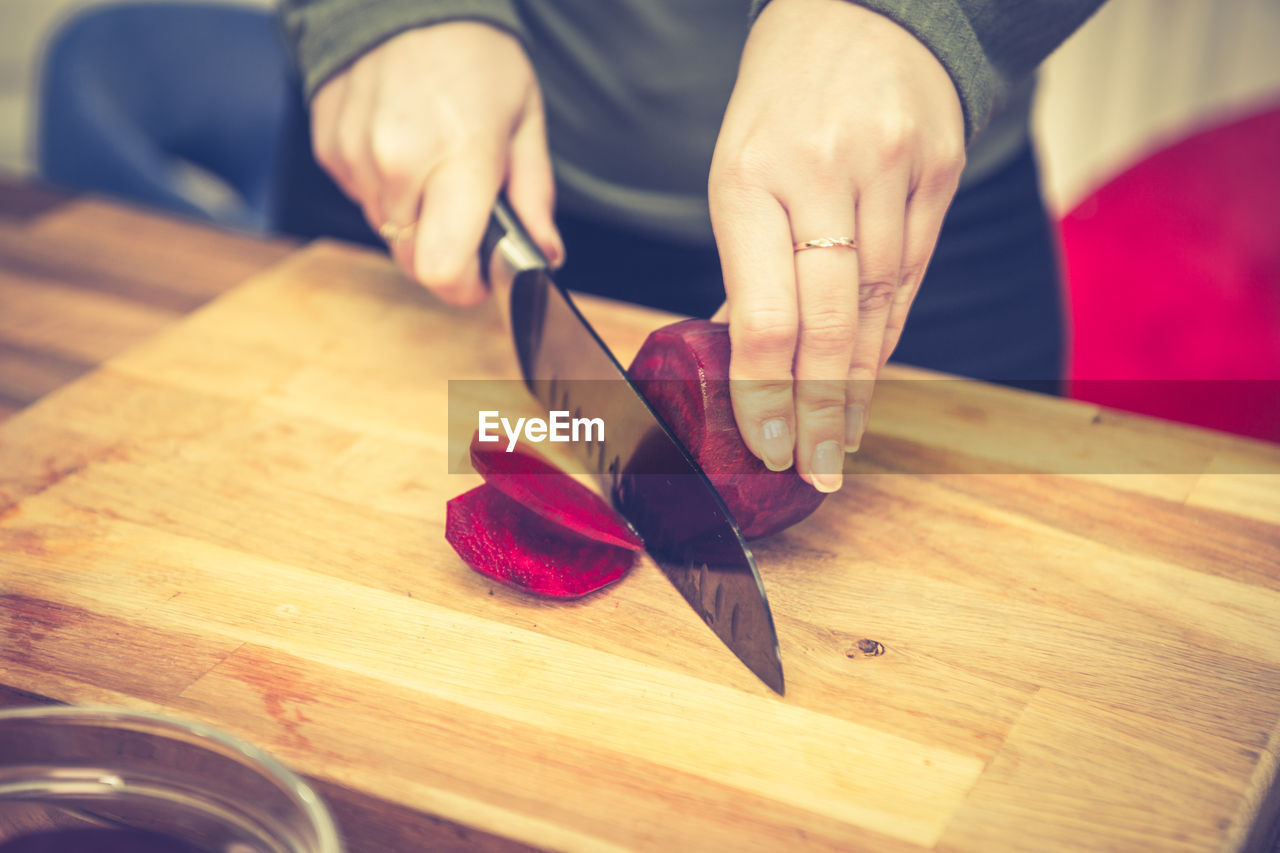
left=0, top=827, right=214, bottom=852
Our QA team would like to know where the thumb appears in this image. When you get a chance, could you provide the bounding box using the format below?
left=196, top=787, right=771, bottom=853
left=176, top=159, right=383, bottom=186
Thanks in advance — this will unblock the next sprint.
left=711, top=301, right=729, bottom=323
left=505, top=91, right=564, bottom=267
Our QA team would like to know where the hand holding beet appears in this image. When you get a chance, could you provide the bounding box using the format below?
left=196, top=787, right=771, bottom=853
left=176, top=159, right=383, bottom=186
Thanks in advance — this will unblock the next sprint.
left=708, top=0, right=965, bottom=493
left=629, top=319, right=826, bottom=540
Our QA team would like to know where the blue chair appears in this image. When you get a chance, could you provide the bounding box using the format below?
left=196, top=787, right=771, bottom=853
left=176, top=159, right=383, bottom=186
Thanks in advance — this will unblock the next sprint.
left=38, top=2, right=291, bottom=233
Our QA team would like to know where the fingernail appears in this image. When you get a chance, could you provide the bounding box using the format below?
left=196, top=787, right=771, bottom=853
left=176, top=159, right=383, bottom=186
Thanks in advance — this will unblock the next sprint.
left=845, top=403, right=868, bottom=452
left=811, top=440, right=844, bottom=493
left=759, top=418, right=792, bottom=472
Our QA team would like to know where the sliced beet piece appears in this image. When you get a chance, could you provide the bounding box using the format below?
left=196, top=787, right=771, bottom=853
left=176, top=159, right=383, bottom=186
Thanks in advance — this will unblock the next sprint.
left=629, top=318, right=827, bottom=540
left=446, top=483, right=636, bottom=599
left=469, top=433, right=644, bottom=551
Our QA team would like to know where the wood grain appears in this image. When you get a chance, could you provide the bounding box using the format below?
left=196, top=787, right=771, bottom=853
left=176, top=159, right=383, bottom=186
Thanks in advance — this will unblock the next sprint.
left=0, top=183, right=295, bottom=418
left=1, top=219, right=1278, bottom=850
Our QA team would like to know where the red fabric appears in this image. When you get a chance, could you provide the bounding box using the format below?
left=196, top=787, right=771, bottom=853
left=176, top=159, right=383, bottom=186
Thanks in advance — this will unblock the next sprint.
left=1060, top=102, right=1280, bottom=441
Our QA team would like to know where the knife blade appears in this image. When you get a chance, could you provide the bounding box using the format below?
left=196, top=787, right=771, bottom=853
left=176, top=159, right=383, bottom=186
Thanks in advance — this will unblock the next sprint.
left=480, top=199, right=784, bottom=694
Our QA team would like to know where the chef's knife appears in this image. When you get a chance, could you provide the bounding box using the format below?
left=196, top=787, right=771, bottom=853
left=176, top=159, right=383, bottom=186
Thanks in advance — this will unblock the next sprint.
left=480, top=198, right=784, bottom=695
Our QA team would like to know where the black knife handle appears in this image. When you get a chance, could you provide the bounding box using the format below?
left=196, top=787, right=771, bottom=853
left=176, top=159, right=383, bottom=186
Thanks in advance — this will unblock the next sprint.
left=481, top=196, right=548, bottom=287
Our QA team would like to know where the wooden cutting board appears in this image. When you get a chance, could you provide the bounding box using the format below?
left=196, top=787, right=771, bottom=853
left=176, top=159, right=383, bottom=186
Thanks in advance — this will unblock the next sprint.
left=2, top=239, right=1279, bottom=852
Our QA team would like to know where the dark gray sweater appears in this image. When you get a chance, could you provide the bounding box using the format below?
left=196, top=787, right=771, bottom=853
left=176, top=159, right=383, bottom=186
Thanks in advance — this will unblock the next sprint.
left=279, top=0, right=1104, bottom=242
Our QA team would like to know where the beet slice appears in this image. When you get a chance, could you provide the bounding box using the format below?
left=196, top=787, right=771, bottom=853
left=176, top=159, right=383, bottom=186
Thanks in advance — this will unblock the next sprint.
left=446, top=484, right=635, bottom=598
left=470, top=434, right=643, bottom=551
left=629, top=318, right=826, bottom=540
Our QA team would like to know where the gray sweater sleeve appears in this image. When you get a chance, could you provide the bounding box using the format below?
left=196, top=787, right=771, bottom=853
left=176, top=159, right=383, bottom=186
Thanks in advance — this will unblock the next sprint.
left=280, top=0, right=528, bottom=101
left=752, top=0, right=1106, bottom=143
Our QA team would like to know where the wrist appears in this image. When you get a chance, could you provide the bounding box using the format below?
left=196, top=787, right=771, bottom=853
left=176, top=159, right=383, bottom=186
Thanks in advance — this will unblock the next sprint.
left=284, top=0, right=529, bottom=102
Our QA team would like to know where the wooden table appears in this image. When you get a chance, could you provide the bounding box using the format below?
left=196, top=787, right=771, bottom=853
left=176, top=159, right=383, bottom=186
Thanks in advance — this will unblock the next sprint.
left=2, top=182, right=1278, bottom=852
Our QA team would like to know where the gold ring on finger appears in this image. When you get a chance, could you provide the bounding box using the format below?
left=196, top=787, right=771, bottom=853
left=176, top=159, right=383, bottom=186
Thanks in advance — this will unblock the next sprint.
left=793, top=237, right=857, bottom=252
left=378, top=221, right=417, bottom=244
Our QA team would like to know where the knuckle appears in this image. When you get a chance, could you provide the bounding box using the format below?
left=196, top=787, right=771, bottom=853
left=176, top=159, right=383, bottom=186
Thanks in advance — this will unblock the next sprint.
left=874, top=111, right=918, bottom=164
left=800, top=310, right=857, bottom=354
left=936, top=129, right=966, bottom=163
left=732, top=378, right=794, bottom=414
left=413, top=253, right=464, bottom=291
left=923, top=143, right=966, bottom=189
left=899, top=263, right=926, bottom=290
left=333, top=127, right=366, bottom=170
left=942, top=144, right=966, bottom=173
left=368, top=125, right=414, bottom=176
left=797, top=129, right=847, bottom=171
left=920, top=164, right=959, bottom=197
left=796, top=380, right=847, bottom=412
left=711, top=143, right=776, bottom=191
left=733, top=308, right=798, bottom=355
left=858, top=279, right=898, bottom=314
left=311, top=130, right=340, bottom=172
left=846, top=364, right=878, bottom=385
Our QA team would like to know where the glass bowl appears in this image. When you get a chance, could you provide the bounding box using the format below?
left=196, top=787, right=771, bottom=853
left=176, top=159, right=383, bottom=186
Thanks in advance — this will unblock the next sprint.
left=0, top=706, right=341, bottom=853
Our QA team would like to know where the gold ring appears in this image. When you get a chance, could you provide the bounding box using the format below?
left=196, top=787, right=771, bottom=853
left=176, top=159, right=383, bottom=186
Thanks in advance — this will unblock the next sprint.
left=378, top=221, right=416, bottom=244
left=794, top=237, right=857, bottom=252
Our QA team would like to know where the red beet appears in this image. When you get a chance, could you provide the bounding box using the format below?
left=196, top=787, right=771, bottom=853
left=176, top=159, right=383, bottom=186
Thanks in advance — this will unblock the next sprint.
left=629, top=319, right=826, bottom=539
left=446, top=484, right=635, bottom=598
left=470, top=433, right=643, bottom=551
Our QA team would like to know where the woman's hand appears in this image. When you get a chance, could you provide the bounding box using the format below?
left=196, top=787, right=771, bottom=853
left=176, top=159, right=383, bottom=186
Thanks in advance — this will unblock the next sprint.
left=310, top=22, right=563, bottom=305
left=709, top=0, right=965, bottom=492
